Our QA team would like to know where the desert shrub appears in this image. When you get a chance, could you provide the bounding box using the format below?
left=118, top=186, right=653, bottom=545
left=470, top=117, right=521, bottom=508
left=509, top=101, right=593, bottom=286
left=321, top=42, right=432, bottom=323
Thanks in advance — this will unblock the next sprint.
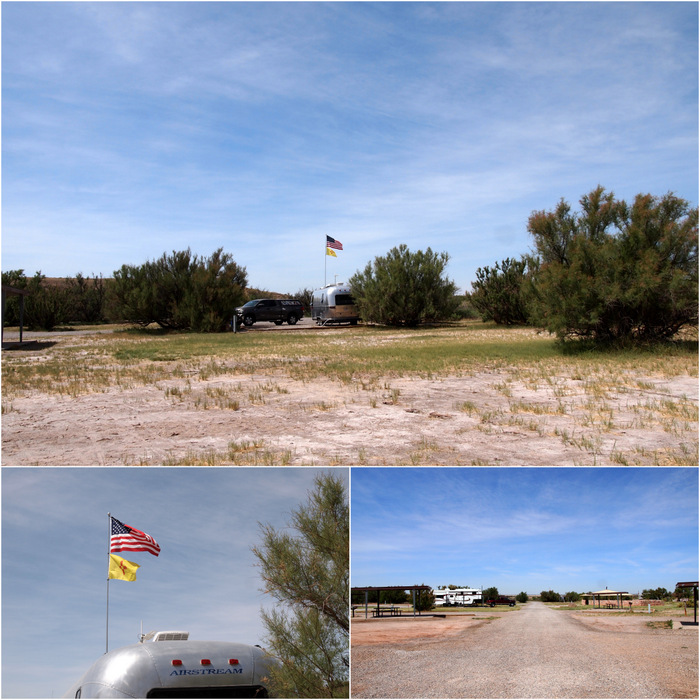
left=470, top=256, right=531, bottom=325
left=112, top=248, right=247, bottom=332
left=2, top=270, right=70, bottom=331
left=349, top=245, right=459, bottom=326
left=528, top=187, right=698, bottom=343
left=65, top=273, right=109, bottom=324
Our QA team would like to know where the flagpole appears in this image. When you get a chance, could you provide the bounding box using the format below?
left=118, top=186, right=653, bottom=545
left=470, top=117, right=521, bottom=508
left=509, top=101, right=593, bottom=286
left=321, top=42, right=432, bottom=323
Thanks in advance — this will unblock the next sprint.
left=324, top=236, right=327, bottom=288
left=106, top=512, right=111, bottom=654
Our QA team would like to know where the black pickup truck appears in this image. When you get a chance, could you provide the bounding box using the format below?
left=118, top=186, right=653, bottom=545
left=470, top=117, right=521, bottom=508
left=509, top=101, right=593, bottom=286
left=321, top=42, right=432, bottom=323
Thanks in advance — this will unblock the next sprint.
left=235, top=299, right=305, bottom=327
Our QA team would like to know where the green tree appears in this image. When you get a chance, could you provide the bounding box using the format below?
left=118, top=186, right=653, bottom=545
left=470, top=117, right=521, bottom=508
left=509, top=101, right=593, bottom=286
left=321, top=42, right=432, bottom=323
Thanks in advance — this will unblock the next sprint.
left=292, top=287, right=313, bottom=314
left=414, top=586, right=435, bottom=612
left=21, top=272, right=70, bottom=331
left=515, top=592, right=528, bottom=603
left=540, top=590, right=561, bottom=602
left=65, top=273, right=108, bottom=323
left=482, top=586, right=499, bottom=602
left=469, top=256, right=531, bottom=325
left=564, top=591, right=581, bottom=603
left=349, top=245, right=459, bottom=326
left=528, top=186, right=698, bottom=343
left=251, top=473, right=349, bottom=698
left=642, top=587, right=671, bottom=600
left=112, top=248, right=247, bottom=331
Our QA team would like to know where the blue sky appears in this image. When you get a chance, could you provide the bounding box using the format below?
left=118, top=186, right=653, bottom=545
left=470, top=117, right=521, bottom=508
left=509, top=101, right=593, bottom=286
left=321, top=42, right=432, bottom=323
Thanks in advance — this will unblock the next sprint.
left=351, top=468, right=698, bottom=596
left=2, top=2, right=697, bottom=294
left=1, top=467, right=348, bottom=699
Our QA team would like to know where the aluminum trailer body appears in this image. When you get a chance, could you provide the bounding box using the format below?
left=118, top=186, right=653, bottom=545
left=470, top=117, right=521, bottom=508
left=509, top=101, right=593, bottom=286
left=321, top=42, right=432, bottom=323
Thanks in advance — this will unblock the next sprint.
left=64, top=633, right=274, bottom=698
left=311, top=284, right=359, bottom=325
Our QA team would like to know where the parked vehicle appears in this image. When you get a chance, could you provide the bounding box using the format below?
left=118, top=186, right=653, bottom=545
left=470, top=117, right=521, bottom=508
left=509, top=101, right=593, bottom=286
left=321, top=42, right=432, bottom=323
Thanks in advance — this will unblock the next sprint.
left=64, top=631, right=275, bottom=698
left=434, top=588, right=483, bottom=607
left=311, top=284, right=359, bottom=325
left=235, top=299, right=304, bottom=327
left=486, top=596, right=516, bottom=607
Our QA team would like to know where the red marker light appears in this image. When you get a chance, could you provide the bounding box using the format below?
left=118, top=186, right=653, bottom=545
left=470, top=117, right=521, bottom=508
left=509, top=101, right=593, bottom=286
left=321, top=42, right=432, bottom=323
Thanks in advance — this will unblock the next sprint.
left=171, top=660, right=183, bottom=666
left=229, top=658, right=239, bottom=665
left=200, top=659, right=212, bottom=665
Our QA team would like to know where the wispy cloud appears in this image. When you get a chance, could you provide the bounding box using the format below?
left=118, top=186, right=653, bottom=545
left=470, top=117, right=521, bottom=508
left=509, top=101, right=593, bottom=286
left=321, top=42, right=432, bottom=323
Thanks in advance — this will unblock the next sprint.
left=351, top=468, right=698, bottom=594
left=2, top=2, right=696, bottom=293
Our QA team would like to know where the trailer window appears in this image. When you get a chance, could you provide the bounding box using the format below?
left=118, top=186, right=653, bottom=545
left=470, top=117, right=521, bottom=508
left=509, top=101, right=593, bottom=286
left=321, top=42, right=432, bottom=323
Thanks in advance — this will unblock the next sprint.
left=334, top=294, right=354, bottom=306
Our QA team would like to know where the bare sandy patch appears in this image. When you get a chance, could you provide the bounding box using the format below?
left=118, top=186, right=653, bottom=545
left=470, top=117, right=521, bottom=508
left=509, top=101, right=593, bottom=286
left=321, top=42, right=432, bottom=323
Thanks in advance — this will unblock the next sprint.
left=2, top=326, right=697, bottom=465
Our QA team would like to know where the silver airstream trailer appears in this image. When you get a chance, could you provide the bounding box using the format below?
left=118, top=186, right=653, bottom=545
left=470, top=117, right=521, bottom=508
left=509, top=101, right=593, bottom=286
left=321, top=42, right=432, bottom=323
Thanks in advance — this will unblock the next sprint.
left=311, top=284, right=359, bottom=325
left=64, top=631, right=275, bottom=698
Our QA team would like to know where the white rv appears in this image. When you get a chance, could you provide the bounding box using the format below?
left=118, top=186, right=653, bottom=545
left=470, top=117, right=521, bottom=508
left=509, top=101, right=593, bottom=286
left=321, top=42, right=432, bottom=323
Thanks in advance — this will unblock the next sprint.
left=311, top=284, right=359, bottom=325
left=64, top=631, right=275, bottom=698
left=433, top=588, right=483, bottom=607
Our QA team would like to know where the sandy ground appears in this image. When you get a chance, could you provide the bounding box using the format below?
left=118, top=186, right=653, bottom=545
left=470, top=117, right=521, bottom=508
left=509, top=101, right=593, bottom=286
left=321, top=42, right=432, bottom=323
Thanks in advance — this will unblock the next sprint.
left=351, top=603, right=699, bottom=698
left=2, top=323, right=697, bottom=465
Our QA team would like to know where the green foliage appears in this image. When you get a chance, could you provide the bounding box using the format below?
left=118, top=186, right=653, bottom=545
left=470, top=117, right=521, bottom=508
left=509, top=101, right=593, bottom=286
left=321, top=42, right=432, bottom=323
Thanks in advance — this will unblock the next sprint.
left=349, top=244, right=459, bottom=326
left=528, top=186, right=698, bottom=343
left=3, top=270, right=110, bottom=329
left=482, top=586, right=499, bottom=601
left=564, top=591, right=582, bottom=602
left=65, top=273, right=109, bottom=323
left=515, top=591, right=529, bottom=603
left=251, top=473, right=348, bottom=698
left=540, top=590, right=561, bottom=602
left=414, top=586, right=435, bottom=612
left=674, top=586, right=695, bottom=600
left=642, top=587, right=671, bottom=600
left=292, top=287, right=314, bottom=313
left=350, top=589, right=408, bottom=605
left=112, top=248, right=247, bottom=331
left=2, top=271, right=68, bottom=331
left=470, top=256, right=531, bottom=325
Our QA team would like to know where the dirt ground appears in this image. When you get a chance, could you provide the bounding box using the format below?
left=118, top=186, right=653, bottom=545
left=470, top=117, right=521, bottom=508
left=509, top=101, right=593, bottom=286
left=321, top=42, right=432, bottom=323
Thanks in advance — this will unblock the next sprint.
left=351, top=604, right=699, bottom=698
left=351, top=612, right=507, bottom=644
left=350, top=609, right=697, bottom=644
left=2, top=324, right=697, bottom=465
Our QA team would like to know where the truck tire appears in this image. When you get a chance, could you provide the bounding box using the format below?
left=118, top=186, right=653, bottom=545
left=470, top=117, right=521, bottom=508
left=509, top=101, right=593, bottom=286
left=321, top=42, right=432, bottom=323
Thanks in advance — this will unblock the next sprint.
left=243, top=315, right=255, bottom=327
left=287, top=315, right=298, bottom=325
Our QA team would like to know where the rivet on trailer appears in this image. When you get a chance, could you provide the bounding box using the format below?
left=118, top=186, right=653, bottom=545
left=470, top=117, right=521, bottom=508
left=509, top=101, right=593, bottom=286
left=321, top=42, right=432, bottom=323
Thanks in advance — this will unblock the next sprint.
left=311, top=283, right=360, bottom=326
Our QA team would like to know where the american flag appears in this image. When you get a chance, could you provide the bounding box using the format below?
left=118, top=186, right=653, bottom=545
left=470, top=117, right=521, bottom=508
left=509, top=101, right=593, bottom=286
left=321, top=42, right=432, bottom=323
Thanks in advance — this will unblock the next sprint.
left=326, top=235, right=343, bottom=251
left=110, top=516, right=160, bottom=557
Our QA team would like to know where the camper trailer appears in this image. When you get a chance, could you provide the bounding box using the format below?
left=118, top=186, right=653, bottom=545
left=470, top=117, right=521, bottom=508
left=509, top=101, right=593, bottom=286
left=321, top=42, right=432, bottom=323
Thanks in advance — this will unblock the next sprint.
left=433, top=588, right=483, bottom=607
left=311, top=284, right=359, bottom=325
left=64, top=631, right=275, bottom=698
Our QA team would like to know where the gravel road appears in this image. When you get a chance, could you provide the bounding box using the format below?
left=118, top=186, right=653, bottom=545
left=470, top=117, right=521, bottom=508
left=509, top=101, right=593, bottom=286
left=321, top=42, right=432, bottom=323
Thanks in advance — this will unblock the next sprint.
left=351, top=602, right=698, bottom=698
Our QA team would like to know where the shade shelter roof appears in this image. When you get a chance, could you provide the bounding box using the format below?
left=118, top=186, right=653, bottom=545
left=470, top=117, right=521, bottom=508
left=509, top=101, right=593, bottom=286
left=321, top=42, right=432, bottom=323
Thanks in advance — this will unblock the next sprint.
left=582, top=589, right=629, bottom=609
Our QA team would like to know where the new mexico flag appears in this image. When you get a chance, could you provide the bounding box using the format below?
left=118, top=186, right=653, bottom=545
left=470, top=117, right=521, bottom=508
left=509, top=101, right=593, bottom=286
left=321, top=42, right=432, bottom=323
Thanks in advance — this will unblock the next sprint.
left=109, top=553, right=140, bottom=581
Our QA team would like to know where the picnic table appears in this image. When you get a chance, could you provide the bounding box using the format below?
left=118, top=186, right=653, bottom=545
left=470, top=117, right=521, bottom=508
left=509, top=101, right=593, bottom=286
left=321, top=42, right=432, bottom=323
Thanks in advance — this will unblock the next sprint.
left=372, top=607, right=402, bottom=617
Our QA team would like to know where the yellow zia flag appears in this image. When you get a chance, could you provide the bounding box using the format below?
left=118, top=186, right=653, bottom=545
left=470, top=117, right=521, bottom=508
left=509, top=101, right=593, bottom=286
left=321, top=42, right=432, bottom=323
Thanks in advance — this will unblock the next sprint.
left=326, top=247, right=337, bottom=257
left=109, top=553, right=140, bottom=581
